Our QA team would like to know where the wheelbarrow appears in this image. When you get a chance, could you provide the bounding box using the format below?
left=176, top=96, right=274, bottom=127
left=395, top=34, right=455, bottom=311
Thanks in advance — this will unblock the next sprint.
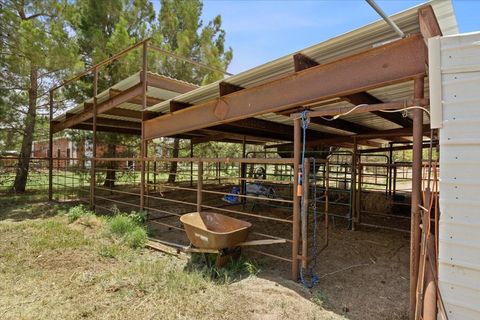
left=147, top=212, right=285, bottom=267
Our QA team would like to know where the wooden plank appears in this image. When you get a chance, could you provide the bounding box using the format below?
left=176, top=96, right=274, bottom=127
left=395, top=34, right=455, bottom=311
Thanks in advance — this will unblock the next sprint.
left=238, top=239, right=287, bottom=246
left=144, top=35, right=426, bottom=140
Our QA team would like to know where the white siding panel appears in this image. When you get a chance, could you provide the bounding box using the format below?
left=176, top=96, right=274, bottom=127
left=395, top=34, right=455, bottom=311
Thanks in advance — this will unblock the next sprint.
left=437, top=32, right=480, bottom=320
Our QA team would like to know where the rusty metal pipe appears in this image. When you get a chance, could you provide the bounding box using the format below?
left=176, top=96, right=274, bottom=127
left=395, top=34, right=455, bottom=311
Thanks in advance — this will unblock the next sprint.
left=301, top=160, right=310, bottom=269
left=292, top=118, right=301, bottom=280
left=410, top=76, right=424, bottom=319
left=423, top=236, right=437, bottom=320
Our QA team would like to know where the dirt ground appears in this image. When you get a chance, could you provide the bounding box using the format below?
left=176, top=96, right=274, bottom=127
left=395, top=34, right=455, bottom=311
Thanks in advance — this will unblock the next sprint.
left=91, top=182, right=411, bottom=319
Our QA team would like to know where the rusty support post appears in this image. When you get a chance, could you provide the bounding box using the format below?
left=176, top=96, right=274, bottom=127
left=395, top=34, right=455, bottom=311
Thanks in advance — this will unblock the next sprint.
left=241, top=136, right=247, bottom=206
left=410, top=76, right=424, bottom=320
left=197, top=161, right=203, bottom=212
left=190, top=141, right=194, bottom=187
left=351, top=137, right=358, bottom=230
left=90, top=67, right=98, bottom=210
left=48, top=90, right=54, bottom=201
left=153, top=160, right=157, bottom=192
left=358, top=164, right=362, bottom=226
left=140, top=41, right=148, bottom=211
left=292, top=118, right=301, bottom=281
left=388, top=142, right=394, bottom=196
left=301, top=159, right=310, bottom=269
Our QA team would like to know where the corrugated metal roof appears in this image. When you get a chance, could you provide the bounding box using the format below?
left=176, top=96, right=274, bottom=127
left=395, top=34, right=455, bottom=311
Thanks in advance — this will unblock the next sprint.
left=146, top=0, right=458, bottom=136
left=435, top=31, right=480, bottom=320
left=55, top=0, right=457, bottom=141
left=53, top=72, right=197, bottom=121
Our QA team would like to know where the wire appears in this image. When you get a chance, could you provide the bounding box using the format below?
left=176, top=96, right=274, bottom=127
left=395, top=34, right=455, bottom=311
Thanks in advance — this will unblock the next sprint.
left=379, top=106, right=431, bottom=117
left=299, top=110, right=320, bottom=288
left=319, top=104, right=368, bottom=121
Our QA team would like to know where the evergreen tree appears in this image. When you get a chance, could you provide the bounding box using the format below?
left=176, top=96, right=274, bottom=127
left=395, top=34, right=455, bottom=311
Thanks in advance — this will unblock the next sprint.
left=151, top=0, right=232, bottom=182
left=0, top=0, right=80, bottom=192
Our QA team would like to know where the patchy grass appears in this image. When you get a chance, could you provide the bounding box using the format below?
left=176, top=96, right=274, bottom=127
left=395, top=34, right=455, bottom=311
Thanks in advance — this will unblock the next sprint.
left=0, top=200, right=344, bottom=320
left=312, top=290, right=329, bottom=307
left=106, top=213, right=148, bottom=249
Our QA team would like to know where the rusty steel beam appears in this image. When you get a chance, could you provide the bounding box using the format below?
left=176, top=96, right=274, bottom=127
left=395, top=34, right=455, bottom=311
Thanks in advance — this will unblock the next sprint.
left=292, top=52, right=406, bottom=133
left=109, top=88, right=163, bottom=106
left=145, top=72, right=198, bottom=93
left=53, top=83, right=144, bottom=133
left=214, top=118, right=333, bottom=142
left=144, top=35, right=426, bottom=140
left=72, top=123, right=141, bottom=135
left=272, top=124, right=430, bottom=149
left=343, top=92, right=413, bottom=128
left=197, top=128, right=278, bottom=143
left=219, top=82, right=244, bottom=96
left=191, top=132, right=266, bottom=145
left=170, top=100, right=192, bottom=113
left=84, top=103, right=159, bottom=120
left=293, top=53, right=319, bottom=72
left=309, top=117, right=373, bottom=134
left=214, top=124, right=293, bottom=142
left=410, top=76, right=425, bottom=320
left=82, top=117, right=141, bottom=130
left=418, top=5, right=442, bottom=41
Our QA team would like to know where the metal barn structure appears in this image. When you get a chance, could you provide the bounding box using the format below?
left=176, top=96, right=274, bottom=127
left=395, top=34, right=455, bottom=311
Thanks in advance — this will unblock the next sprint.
left=46, top=1, right=466, bottom=319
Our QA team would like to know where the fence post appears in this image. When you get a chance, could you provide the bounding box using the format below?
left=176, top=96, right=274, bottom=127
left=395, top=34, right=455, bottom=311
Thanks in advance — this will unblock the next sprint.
left=140, top=40, right=148, bottom=211
left=90, top=67, right=98, bottom=210
left=48, top=90, right=54, bottom=201
left=351, top=138, right=358, bottom=230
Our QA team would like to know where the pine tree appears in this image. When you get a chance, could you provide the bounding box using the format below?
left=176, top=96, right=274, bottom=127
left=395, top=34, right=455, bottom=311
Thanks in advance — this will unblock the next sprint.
left=0, top=0, right=80, bottom=192
left=151, top=0, right=232, bottom=182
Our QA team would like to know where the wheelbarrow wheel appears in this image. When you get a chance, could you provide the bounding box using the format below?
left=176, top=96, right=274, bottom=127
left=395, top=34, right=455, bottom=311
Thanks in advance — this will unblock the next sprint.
left=215, top=247, right=241, bottom=268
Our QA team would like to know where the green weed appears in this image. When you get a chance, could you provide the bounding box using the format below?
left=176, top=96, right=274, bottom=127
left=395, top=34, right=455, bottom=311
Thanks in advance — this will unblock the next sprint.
left=107, top=213, right=147, bottom=249
left=66, top=205, right=93, bottom=223
left=311, top=290, right=328, bottom=307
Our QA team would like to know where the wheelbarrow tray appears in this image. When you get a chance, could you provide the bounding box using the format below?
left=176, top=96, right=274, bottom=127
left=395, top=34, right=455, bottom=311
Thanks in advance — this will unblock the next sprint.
left=180, top=212, right=252, bottom=250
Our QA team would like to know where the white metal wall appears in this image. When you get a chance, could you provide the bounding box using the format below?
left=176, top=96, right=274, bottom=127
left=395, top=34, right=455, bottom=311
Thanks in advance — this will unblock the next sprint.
left=430, top=32, right=480, bottom=319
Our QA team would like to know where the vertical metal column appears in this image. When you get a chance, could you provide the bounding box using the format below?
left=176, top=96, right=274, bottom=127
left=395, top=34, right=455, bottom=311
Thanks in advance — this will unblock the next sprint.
left=90, top=68, right=98, bottom=210
left=190, top=141, right=194, bottom=187
left=351, top=137, right=358, bottom=230
left=140, top=41, right=148, bottom=211
left=292, top=118, right=301, bottom=281
left=388, top=142, right=394, bottom=195
left=241, top=136, right=247, bottom=206
left=301, top=159, right=310, bottom=269
left=409, top=76, right=424, bottom=319
left=197, top=161, right=203, bottom=212
left=48, top=90, right=54, bottom=201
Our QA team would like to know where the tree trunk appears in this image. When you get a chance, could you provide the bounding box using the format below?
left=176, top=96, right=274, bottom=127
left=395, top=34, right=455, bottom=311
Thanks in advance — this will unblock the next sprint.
left=168, top=138, right=180, bottom=183
left=104, top=143, right=117, bottom=188
left=12, top=66, right=38, bottom=193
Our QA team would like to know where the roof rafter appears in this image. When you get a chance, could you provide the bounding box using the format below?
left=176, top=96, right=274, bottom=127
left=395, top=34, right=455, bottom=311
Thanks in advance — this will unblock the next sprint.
left=144, top=34, right=426, bottom=139
left=292, top=52, right=412, bottom=131
left=109, top=88, right=163, bottom=106
left=343, top=92, right=413, bottom=128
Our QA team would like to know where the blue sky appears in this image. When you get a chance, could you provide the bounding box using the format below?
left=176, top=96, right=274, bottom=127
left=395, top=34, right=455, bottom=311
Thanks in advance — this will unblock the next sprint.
left=157, top=1, right=480, bottom=74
